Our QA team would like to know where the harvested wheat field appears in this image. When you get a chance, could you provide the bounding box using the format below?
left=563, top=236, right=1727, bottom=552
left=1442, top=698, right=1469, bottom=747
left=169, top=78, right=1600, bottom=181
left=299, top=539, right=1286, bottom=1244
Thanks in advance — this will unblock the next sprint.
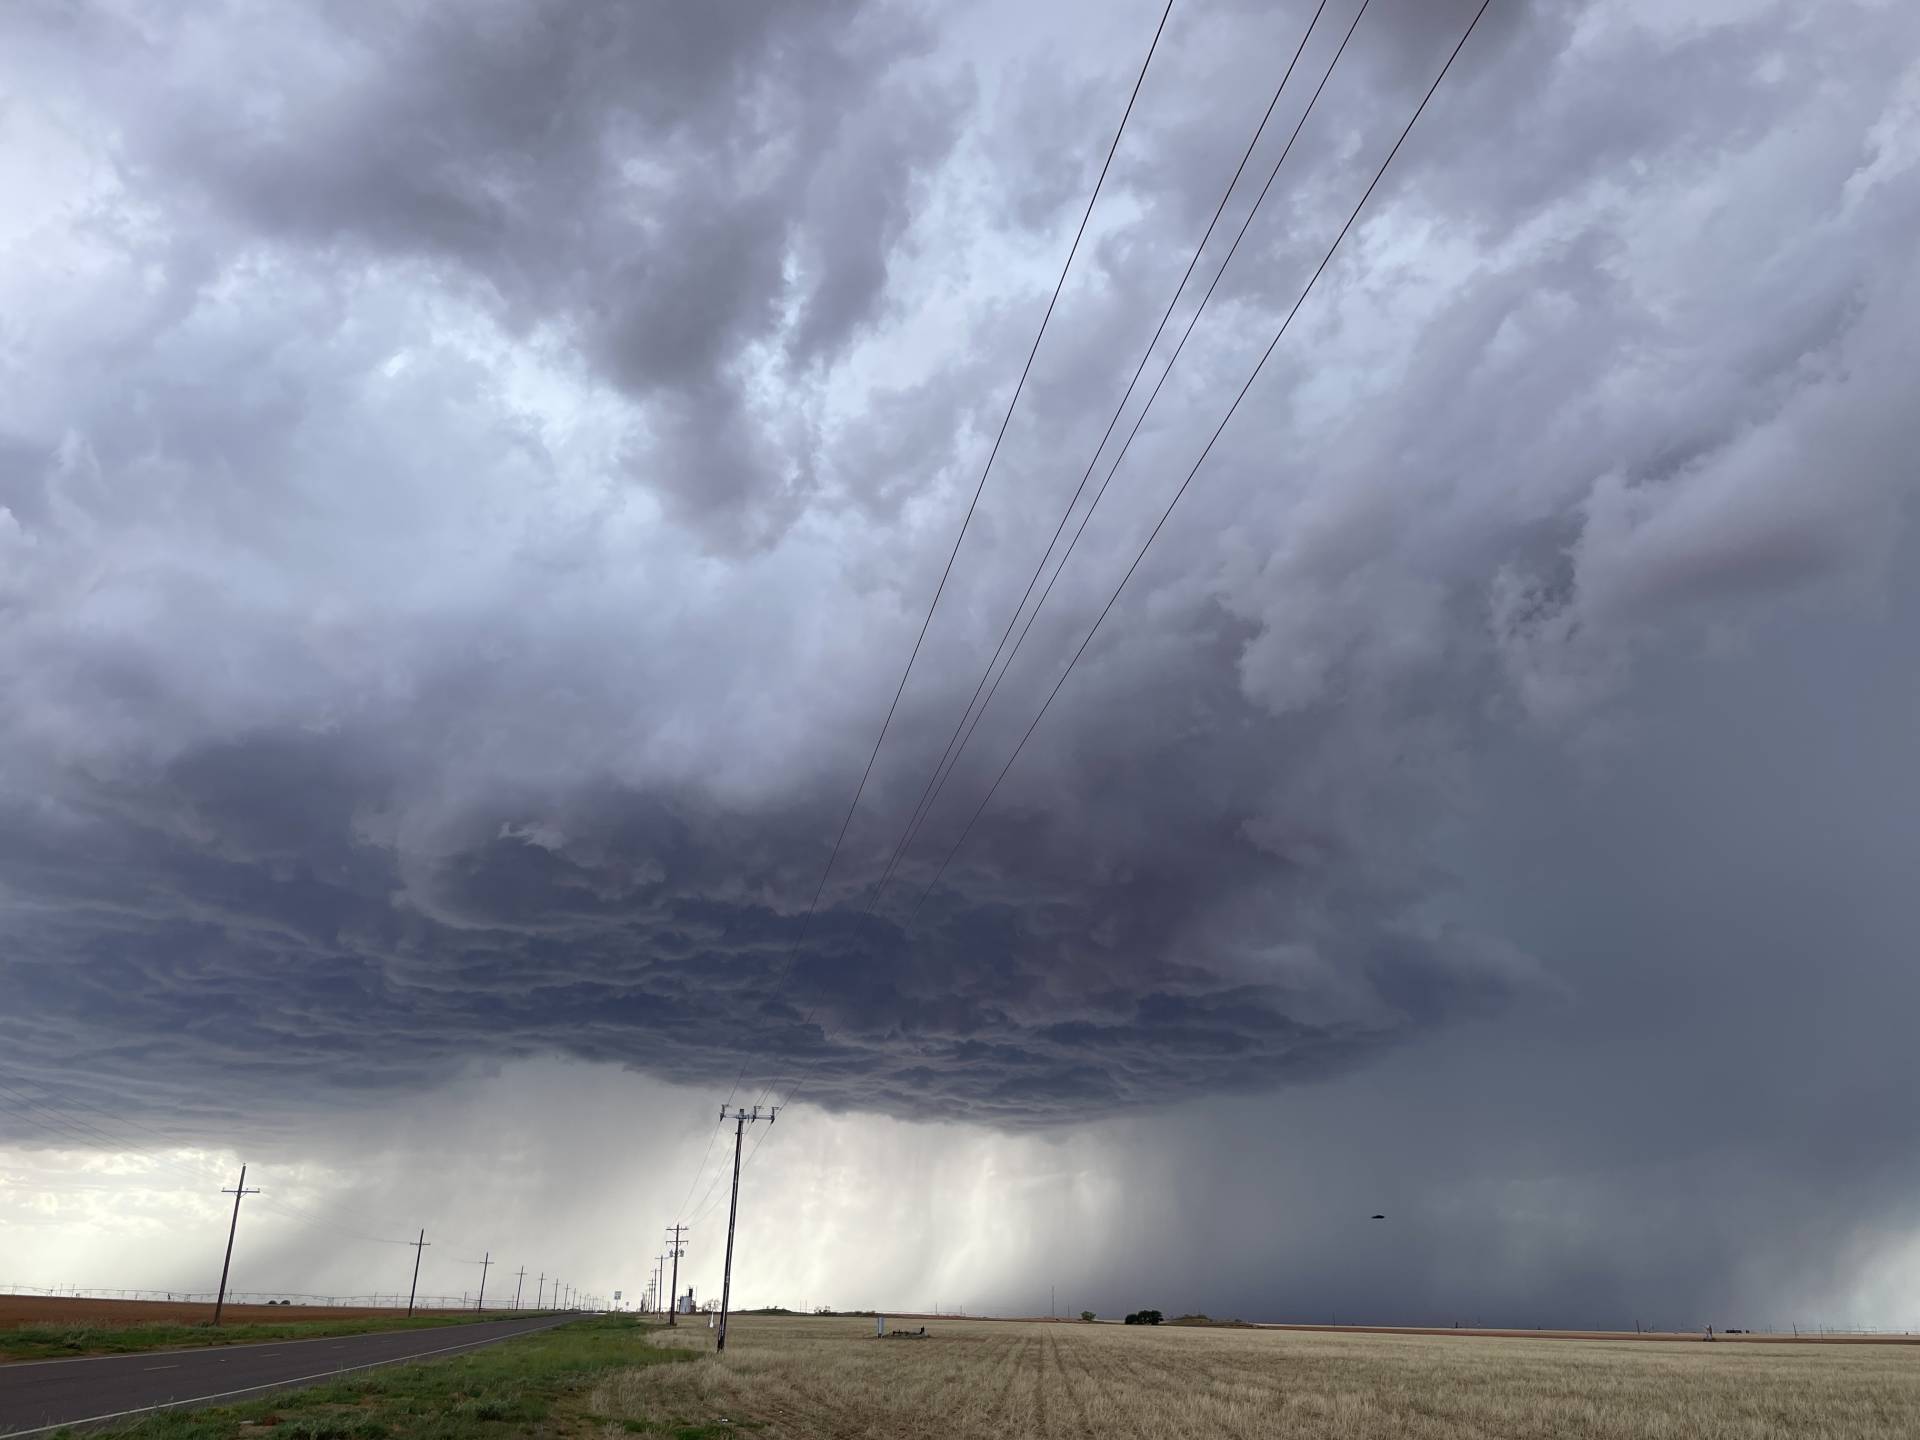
left=594, top=1314, right=1920, bottom=1440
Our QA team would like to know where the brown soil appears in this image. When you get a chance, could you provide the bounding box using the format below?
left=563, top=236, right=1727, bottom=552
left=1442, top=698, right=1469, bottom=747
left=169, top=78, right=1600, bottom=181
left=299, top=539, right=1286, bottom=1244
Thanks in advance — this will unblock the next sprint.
left=0, top=1294, right=469, bottom=1328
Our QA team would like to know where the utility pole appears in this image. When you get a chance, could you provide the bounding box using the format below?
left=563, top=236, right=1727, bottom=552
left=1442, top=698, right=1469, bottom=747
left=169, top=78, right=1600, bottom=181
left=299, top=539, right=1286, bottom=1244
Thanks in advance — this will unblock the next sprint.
left=476, top=1252, right=491, bottom=1312
left=715, top=1104, right=777, bottom=1353
left=513, top=1267, right=527, bottom=1311
left=536, top=1273, right=545, bottom=1309
left=212, top=1165, right=261, bottom=1326
left=665, top=1225, right=687, bottom=1327
left=406, top=1230, right=429, bottom=1316
left=657, top=1255, right=666, bottom=1318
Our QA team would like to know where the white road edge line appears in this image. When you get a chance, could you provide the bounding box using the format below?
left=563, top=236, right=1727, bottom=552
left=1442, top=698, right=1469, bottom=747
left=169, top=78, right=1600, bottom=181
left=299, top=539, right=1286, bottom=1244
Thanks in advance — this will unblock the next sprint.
left=1, top=1316, right=572, bottom=1438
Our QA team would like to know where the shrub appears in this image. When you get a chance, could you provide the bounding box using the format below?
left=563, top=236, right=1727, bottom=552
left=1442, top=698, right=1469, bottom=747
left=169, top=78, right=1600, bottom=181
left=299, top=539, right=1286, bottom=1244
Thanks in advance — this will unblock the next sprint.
left=1080, top=1311, right=1096, bottom=1323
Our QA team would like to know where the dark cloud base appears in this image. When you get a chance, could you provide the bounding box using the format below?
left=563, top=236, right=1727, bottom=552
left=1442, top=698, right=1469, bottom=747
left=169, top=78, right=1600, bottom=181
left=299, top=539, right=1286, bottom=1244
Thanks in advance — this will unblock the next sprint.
left=0, top=697, right=1534, bottom=1131
left=2, top=0, right=1918, bottom=1333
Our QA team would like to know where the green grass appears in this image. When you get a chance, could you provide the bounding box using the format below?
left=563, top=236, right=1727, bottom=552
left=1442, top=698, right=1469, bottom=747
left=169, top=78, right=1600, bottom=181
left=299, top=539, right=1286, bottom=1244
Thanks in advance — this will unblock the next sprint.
left=66, top=1314, right=687, bottom=1440
left=613, top=1422, right=759, bottom=1439
left=1, top=1312, right=558, bottom=1363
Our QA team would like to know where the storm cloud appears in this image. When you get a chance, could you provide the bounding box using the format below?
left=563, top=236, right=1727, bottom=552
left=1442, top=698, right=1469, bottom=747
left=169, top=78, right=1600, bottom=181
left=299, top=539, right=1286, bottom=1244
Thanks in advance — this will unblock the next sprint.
left=2, top=0, right=1918, bottom=1320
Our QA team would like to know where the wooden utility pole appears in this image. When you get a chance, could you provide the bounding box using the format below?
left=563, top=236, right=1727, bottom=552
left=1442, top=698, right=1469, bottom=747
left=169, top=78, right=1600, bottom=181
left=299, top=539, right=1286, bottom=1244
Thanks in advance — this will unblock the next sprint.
left=406, top=1230, right=429, bottom=1316
left=715, top=1104, right=776, bottom=1353
left=513, top=1266, right=527, bottom=1311
left=476, top=1252, right=491, bottom=1312
left=212, top=1165, right=260, bottom=1326
left=665, top=1224, right=687, bottom=1327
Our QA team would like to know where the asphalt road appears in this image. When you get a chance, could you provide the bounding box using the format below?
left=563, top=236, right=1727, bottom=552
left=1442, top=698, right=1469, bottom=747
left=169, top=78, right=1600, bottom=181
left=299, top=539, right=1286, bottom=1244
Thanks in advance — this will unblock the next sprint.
left=0, top=1313, right=577, bottom=1437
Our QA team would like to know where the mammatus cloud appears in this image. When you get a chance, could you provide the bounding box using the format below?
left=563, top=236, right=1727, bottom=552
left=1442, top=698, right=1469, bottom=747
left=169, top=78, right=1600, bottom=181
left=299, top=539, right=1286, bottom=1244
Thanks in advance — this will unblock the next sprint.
left=1, top=0, right=1915, bottom=1217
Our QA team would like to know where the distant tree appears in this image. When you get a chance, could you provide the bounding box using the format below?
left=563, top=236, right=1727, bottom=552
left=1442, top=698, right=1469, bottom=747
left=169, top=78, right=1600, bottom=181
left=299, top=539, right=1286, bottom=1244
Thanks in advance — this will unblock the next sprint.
left=1140, top=1309, right=1163, bottom=1325
left=1080, top=1311, right=1096, bottom=1323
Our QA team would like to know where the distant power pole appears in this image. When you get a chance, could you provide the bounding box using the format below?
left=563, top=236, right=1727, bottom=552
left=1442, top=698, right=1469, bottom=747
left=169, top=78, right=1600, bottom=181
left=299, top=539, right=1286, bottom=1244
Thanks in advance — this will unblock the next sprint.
left=212, top=1165, right=261, bottom=1326
left=406, top=1230, right=430, bottom=1317
left=657, top=1255, right=666, bottom=1317
left=715, top=1104, right=777, bottom=1353
left=513, top=1267, right=527, bottom=1311
left=536, top=1272, right=545, bottom=1308
left=476, top=1252, right=491, bottom=1312
left=665, top=1225, right=688, bottom=1327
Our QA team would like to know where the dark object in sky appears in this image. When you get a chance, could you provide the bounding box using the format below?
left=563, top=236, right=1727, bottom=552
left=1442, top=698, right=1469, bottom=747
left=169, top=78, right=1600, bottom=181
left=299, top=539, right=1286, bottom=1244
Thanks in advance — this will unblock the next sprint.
left=1372, top=1214, right=1386, bottom=1219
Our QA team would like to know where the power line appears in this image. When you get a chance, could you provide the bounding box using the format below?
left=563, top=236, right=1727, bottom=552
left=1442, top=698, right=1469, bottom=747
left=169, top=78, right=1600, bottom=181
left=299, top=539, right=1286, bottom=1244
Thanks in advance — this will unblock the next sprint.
left=902, top=0, right=1499, bottom=933
left=685, top=1158, right=732, bottom=1229
left=0, top=1071, right=216, bottom=1155
left=0, top=1084, right=225, bottom=1184
left=861, top=0, right=1339, bottom=916
left=0, top=1088, right=411, bottom=1250
left=868, top=0, right=1376, bottom=917
left=748, top=0, right=1377, bottom=1120
left=753, top=0, right=1495, bottom=1134
left=2, top=1117, right=213, bottom=1198
left=677, top=0, right=1180, bottom=1221
left=0, top=1077, right=531, bottom=1268
left=671, top=1113, right=728, bottom=1230
left=0, top=1073, right=409, bottom=1244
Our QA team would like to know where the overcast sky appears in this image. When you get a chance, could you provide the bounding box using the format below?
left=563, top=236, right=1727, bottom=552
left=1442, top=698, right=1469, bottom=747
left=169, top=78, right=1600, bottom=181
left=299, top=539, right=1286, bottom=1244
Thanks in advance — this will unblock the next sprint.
left=3, top=0, right=1917, bottom=1328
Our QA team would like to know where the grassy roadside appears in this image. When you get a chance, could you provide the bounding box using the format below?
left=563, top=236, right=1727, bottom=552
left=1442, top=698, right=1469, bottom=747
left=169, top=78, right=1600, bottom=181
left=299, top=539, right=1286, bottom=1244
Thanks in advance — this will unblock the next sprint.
left=72, top=1315, right=691, bottom=1440
left=2, top=1311, right=561, bottom=1363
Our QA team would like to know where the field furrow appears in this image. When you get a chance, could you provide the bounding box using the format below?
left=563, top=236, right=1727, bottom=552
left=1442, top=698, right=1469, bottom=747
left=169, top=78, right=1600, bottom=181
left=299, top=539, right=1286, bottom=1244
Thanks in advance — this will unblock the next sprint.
left=592, top=1314, right=1920, bottom=1440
